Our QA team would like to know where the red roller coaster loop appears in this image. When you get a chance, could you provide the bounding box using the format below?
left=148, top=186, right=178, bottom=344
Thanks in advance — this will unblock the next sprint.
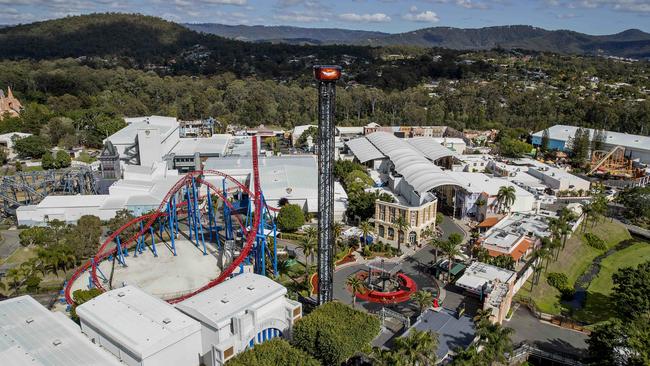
left=64, top=136, right=275, bottom=305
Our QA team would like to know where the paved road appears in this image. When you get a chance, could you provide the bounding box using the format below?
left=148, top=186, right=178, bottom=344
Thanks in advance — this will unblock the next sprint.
left=0, top=229, right=21, bottom=259
left=330, top=215, right=589, bottom=358
left=438, top=215, right=465, bottom=241
left=332, top=215, right=467, bottom=318
left=507, top=307, right=588, bottom=357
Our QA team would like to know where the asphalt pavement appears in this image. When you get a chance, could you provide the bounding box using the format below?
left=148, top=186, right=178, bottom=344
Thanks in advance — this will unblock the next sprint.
left=507, top=307, right=588, bottom=357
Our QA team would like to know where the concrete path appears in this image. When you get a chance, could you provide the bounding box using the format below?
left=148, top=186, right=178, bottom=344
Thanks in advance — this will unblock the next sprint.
left=0, top=229, right=21, bottom=259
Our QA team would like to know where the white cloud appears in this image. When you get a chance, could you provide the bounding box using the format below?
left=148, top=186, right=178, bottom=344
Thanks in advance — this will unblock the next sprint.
left=561, top=0, right=650, bottom=13
left=455, top=0, right=489, bottom=9
left=337, top=12, right=391, bottom=22
left=403, top=10, right=440, bottom=22
left=273, top=11, right=321, bottom=22
left=201, top=0, right=247, bottom=4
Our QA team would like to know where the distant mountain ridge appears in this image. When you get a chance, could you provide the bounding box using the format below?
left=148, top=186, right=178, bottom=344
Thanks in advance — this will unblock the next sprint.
left=185, top=23, right=388, bottom=45
left=185, top=23, right=650, bottom=58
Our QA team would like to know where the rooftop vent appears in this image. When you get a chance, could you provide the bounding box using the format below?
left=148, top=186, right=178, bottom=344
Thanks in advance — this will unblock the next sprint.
left=246, top=285, right=255, bottom=291
left=162, top=318, right=172, bottom=324
left=221, top=298, right=230, bottom=304
left=117, top=292, right=126, bottom=297
left=25, top=317, right=34, bottom=324
left=52, top=339, right=62, bottom=346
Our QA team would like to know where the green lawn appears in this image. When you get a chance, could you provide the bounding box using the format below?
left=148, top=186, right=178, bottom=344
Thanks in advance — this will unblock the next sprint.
left=0, top=246, right=36, bottom=266
left=516, top=220, right=631, bottom=319
left=574, top=242, right=650, bottom=323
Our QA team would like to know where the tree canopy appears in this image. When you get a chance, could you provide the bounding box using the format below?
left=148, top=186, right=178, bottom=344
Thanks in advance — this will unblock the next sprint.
left=226, top=338, right=319, bottom=366
left=277, top=204, right=305, bottom=233
left=291, top=302, right=381, bottom=365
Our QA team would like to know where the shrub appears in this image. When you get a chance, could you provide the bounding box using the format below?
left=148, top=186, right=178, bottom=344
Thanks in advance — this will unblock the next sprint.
left=584, top=233, right=607, bottom=250
left=292, top=302, right=380, bottom=365
left=277, top=204, right=305, bottom=232
left=560, top=287, right=576, bottom=301
left=547, top=272, right=569, bottom=290
left=362, top=246, right=371, bottom=257
left=227, top=338, right=319, bottom=366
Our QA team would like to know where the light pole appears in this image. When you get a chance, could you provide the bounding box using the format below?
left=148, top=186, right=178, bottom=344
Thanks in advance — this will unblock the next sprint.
left=314, top=65, right=341, bottom=305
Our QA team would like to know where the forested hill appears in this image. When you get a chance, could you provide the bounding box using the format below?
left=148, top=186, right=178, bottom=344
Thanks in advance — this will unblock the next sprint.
left=372, top=26, right=650, bottom=59
left=188, top=23, right=650, bottom=59
left=0, top=13, right=375, bottom=77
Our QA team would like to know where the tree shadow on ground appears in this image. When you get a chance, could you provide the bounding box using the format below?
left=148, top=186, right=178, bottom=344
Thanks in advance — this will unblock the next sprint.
left=573, top=291, right=616, bottom=324
left=532, top=337, right=587, bottom=359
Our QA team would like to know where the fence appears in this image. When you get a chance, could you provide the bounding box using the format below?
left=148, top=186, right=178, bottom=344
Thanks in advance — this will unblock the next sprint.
left=508, top=342, right=584, bottom=366
left=378, top=307, right=410, bottom=328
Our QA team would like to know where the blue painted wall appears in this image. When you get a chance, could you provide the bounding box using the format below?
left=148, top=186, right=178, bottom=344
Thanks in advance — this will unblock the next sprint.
left=531, top=136, right=567, bottom=151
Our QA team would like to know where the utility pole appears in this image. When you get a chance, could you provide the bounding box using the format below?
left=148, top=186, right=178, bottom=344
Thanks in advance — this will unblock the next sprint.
left=314, top=65, right=341, bottom=305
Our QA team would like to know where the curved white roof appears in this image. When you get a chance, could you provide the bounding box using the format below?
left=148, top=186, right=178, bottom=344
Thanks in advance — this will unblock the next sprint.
left=407, top=137, right=459, bottom=161
left=365, top=132, right=461, bottom=194
left=345, top=137, right=385, bottom=163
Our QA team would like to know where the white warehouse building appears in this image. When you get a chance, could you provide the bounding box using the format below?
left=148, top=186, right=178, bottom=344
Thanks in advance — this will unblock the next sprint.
left=0, top=296, right=120, bottom=366
left=205, top=155, right=348, bottom=221
left=175, top=273, right=302, bottom=366
left=76, top=285, right=203, bottom=366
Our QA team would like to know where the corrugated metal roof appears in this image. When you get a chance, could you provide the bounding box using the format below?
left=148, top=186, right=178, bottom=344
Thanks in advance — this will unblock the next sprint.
left=345, top=137, right=385, bottom=163
left=407, top=137, right=459, bottom=161
left=365, top=132, right=462, bottom=194
left=532, top=124, right=650, bottom=151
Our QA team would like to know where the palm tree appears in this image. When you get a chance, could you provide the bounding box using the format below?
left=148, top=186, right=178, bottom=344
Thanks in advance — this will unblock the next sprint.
left=537, top=247, right=551, bottom=273
left=580, top=202, right=593, bottom=233
left=267, top=136, right=279, bottom=154
left=441, top=238, right=462, bottom=283
left=393, top=215, right=410, bottom=252
left=496, top=186, right=516, bottom=214
left=298, top=235, right=316, bottom=269
left=393, top=329, right=438, bottom=366
left=332, top=221, right=344, bottom=256
left=559, top=208, right=575, bottom=250
left=370, top=347, right=403, bottom=366
left=473, top=308, right=493, bottom=324
left=429, top=238, right=443, bottom=263
left=359, top=220, right=373, bottom=246
left=411, top=290, right=434, bottom=314
left=476, top=321, right=514, bottom=364
left=276, top=258, right=295, bottom=282
left=303, top=226, right=317, bottom=239
left=346, top=275, right=364, bottom=308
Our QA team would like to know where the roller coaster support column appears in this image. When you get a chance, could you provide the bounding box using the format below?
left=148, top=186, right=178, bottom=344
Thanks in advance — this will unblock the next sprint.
left=149, top=226, right=157, bottom=257
left=223, top=179, right=233, bottom=241
left=115, top=236, right=126, bottom=266
left=167, top=200, right=177, bottom=256
left=186, top=185, right=194, bottom=240
left=272, top=209, right=278, bottom=277
left=314, top=65, right=341, bottom=305
left=207, top=188, right=215, bottom=243
left=191, top=176, right=207, bottom=255
left=254, top=194, right=267, bottom=275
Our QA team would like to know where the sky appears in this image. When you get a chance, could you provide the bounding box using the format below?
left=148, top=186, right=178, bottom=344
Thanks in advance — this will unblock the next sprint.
left=1, top=0, right=649, bottom=35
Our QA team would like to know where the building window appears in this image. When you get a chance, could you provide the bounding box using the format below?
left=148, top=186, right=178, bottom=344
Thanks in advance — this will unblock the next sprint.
left=409, top=232, right=417, bottom=245
left=389, top=207, right=396, bottom=222
left=378, top=225, right=385, bottom=238
left=388, top=228, right=394, bottom=240
left=380, top=207, right=386, bottom=221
